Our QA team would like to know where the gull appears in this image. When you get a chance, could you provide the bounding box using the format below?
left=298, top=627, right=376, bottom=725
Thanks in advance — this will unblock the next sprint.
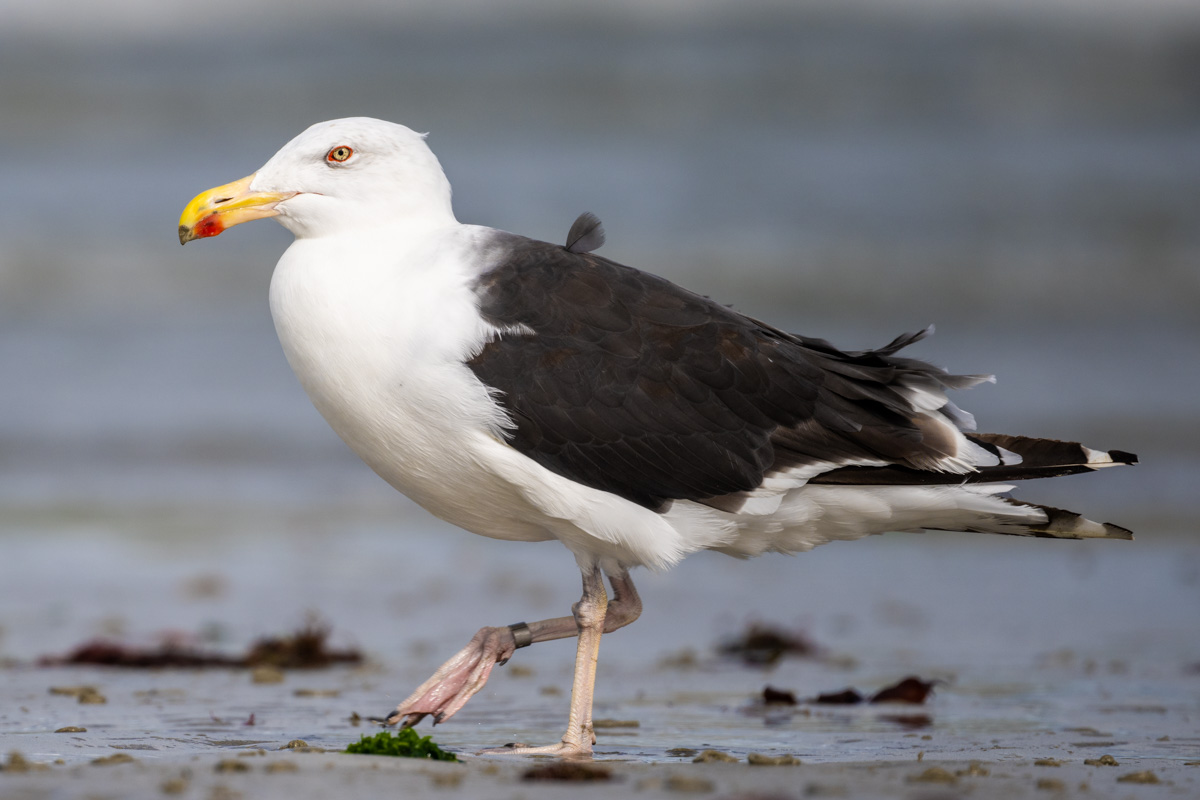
left=179, top=117, right=1135, bottom=756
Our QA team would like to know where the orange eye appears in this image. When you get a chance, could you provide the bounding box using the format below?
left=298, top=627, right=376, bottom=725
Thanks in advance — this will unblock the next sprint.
left=327, top=146, right=353, bottom=163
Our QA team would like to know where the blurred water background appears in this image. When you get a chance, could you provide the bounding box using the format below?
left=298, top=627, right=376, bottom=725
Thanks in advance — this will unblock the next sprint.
left=1, top=0, right=1197, bottom=676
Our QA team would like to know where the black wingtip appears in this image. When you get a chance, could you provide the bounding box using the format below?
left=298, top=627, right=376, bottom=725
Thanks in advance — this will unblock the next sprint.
left=565, top=212, right=606, bottom=254
left=1109, top=449, right=1138, bottom=465
left=1102, top=521, right=1135, bottom=540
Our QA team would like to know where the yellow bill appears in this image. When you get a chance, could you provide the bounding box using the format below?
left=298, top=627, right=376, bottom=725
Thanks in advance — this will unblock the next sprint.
left=178, top=174, right=295, bottom=244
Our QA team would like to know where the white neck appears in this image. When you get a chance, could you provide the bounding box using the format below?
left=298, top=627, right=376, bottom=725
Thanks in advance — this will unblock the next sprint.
left=275, top=187, right=457, bottom=241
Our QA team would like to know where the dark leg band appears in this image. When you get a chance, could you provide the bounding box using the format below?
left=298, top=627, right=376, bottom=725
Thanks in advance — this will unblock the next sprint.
left=509, top=621, right=533, bottom=649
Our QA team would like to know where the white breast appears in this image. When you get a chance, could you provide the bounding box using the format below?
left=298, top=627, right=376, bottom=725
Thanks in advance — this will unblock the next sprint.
left=267, top=224, right=554, bottom=543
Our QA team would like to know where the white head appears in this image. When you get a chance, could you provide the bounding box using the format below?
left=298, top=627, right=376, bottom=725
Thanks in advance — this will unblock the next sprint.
left=179, top=117, right=456, bottom=243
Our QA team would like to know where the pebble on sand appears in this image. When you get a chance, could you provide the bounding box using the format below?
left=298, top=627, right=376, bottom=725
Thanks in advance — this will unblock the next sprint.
left=908, top=767, right=957, bottom=784
left=747, top=753, right=802, bottom=766
left=1116, top=770, right=1160, bottom=784
left=1083, top=754, right=1118, bottom=766
left=2, top=752, right=50, bottom=773
left=91, top=753, right=136, bottom=766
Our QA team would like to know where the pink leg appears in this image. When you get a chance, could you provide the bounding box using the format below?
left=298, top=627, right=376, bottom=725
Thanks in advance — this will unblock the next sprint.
left=385, top=568, right=640, bottom=743
left=480, top=566, right=607, bottom=756
left=578, top=569, right=639, bottom=743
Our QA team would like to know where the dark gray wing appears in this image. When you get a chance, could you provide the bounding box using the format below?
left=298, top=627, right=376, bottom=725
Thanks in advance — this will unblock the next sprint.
left=468, top=234, right=982, bottom=512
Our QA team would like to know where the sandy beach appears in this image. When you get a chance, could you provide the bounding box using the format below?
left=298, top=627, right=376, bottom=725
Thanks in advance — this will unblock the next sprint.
left=2, top=520, right=1197, bottom=798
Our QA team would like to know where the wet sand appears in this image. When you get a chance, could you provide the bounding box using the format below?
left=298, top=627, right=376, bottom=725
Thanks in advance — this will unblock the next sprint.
left=1, top=750, right=1194, bottom=800
left=2, top=520, right=1197, bottom=798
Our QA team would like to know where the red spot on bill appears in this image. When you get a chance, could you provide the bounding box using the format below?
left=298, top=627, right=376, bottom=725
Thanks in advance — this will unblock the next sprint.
left=195, top=214, right=225, bottom=239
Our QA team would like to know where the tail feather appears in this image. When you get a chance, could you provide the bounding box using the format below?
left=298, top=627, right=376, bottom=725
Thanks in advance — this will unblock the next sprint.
left=1007, top=500, right=1134, bottom=541
left=915, top=495, right=1134, bottom=541
left=964, top=501, right=1132, bottom=544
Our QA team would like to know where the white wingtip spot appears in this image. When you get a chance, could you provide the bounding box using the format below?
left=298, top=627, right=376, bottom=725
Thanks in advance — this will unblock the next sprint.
left=996, top=446, right=1023, bottom=466
left=1083, top=446, right=1117, bottom=467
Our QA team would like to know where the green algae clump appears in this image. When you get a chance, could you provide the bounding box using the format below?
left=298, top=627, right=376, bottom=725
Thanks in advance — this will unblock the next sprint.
left=344, top=730, right=458, bottom=762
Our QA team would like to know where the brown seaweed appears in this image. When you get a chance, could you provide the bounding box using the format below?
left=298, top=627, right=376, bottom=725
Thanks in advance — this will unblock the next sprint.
left=808, top=676, right=939, bottom=705
left=39, top=620, right=361, bottom=670
left=718, top=623, right=817, bottom=666
left=761, top=685, right=798, bottom=705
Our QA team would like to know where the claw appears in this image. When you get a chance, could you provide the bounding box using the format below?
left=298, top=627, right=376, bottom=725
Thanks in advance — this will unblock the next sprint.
left=377, top=710, right=425, bottom=728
